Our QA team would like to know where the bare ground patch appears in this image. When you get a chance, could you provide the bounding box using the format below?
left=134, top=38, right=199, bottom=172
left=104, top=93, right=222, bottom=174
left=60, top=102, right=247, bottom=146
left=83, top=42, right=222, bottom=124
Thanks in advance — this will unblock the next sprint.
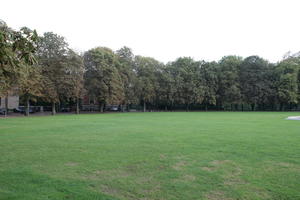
left=173, top=174, right=196, bottom=183
left=100, top=185, right=121, bottom=196
left=201, top=160, right=231, bottom=172
left=277, top=162, right=300, bottom=171
left=205, top=191, right=233, bottom=200
left=264, top=161, right=300, bottom=173
left=182, top=174, right=196, bottom=181
left=223, top=166, right=246, bottom=186
left=172, top=160, right=187, bottom=170
left=201, top=160, right=247, bottom=186
left=159, top=154, right=167, bottom=160
left=98, top=177, right=160, bottom=200
left=211, top=160, right=231, bottom=166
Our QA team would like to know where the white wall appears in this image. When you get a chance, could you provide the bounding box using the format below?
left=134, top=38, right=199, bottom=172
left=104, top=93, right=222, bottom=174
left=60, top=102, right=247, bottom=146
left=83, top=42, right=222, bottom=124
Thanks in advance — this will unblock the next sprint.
left=0, top=96, right=19, bottom=109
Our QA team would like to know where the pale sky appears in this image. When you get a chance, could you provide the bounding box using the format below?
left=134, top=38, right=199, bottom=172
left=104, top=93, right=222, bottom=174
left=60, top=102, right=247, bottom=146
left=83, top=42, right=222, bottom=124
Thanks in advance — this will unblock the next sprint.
left=2, top=0, right=300, bottom=63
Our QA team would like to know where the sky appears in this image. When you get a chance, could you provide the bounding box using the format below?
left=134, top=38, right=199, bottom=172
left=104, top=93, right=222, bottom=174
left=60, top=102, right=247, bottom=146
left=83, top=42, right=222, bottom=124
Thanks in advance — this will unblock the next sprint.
left=2, top=0, right=300, bottom=63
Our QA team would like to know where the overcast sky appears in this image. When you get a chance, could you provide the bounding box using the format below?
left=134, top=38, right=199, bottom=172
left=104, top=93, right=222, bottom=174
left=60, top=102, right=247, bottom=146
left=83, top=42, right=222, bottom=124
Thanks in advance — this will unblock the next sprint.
left=2, top=0, right=300, bottom=63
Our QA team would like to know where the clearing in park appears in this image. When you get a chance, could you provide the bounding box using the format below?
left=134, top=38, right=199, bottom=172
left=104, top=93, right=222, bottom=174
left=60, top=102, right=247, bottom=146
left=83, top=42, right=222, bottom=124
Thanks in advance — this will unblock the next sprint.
left=0, top=112, right=299, bottom=200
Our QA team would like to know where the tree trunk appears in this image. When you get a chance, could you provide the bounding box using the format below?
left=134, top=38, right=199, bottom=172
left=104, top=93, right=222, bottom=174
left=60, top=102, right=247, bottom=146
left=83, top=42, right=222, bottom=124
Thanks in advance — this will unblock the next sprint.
left=52, top=102, right=56, bottom=115
left=205, top=104, right=208, bottom=111
left=186, top=104, right=189, bottom=112
left=100, top=102, right=104, bottom=113
left=241, top=104, right=244, bottom=111
left=25, top=96, right=30, bottom=116
left=165, top=105, right=167, bottom=111
left=251, top=103, right=255, bottom=111
left=4, top=94, right=8, bottom=117
left=143, top=101, right=146, bottom=112
left=76, top=98, right=80, bottom=114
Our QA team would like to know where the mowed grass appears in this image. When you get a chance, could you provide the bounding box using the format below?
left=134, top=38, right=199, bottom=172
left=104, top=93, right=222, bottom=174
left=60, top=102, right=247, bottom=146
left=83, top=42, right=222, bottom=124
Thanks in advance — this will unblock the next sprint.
left=0, top=112, right=300, bottom=200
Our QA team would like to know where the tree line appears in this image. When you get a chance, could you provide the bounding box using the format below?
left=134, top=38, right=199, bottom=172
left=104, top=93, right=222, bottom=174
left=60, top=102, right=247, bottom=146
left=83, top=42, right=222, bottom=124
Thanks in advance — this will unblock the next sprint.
left=1, top=20, right=300, bottom=116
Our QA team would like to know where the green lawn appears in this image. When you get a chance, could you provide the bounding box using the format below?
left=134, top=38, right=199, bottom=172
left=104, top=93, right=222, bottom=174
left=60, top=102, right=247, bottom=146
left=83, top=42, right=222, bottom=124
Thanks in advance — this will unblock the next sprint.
left=0, top=112, right=300, bottom=200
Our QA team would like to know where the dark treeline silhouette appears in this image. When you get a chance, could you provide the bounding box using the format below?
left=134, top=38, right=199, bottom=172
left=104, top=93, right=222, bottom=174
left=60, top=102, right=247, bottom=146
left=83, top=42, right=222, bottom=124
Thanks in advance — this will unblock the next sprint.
left=1, top=20, right=300, bottom=116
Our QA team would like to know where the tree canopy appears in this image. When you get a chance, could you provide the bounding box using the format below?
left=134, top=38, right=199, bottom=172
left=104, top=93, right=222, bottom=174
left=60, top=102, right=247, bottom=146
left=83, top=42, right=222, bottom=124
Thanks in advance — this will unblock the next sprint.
left=1, top=19, right=300, bottom=114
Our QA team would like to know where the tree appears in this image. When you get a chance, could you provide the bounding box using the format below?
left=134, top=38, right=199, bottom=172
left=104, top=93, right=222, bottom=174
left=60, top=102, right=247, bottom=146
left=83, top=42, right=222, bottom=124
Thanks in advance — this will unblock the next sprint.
left=134, top=56, right=162, bottom=112
left=200, top=61, right=218, bottom=110
left=116, top=46, right=138, bottom=111
left=298, top=66, right=300, bottom=104
left=18, top=65, right=42, bottom=116
left=217, top=56, right=242, bottom=110
left=0, top=20, right=38, bottom=116
left=168, top=57, right=204, bottom=111
left=84, top=47, right=124, bottom=112
left=37, top=32, right=69, bottom=115
left=60, top=51, right=84, bottom=114
left=239, top=56, right=270, bottom=111
left=156, top=66, right=176, bottom=110
left=275, top=58, right=299, bottom=110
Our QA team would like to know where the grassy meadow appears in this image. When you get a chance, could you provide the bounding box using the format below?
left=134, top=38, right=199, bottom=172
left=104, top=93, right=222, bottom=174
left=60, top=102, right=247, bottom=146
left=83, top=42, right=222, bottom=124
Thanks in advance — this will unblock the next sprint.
left=0, top=112, right=300, bottom=200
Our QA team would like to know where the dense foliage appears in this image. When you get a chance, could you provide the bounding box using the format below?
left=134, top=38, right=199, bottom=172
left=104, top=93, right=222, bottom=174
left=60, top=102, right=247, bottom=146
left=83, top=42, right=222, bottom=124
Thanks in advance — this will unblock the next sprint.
left=1, top=20, right=300, bottom=115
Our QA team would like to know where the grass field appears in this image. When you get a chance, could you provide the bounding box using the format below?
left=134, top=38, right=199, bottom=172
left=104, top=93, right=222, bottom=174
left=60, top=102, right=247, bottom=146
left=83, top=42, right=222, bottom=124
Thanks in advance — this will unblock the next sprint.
left=0, top=112, right=300, bottom=200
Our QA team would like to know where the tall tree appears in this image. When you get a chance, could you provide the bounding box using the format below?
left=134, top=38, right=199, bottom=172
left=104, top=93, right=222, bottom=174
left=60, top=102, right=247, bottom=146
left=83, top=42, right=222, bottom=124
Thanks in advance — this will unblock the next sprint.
left=116, top=46, right=138, bottom=111
left=156, top=66, right=176, bottom=110
left=84, top=47, right=124, bottom=112
left=37, top=32, right=69, bottom=115
left=239, top=56, right=270, bottom=111
left=200, top=61, right=218, bottom=110
left=168, top=57, right=204, bottom=111
left=0, top=20, right=38, bottom=116
left=134, top=56, right=162, bottom=112
left=217, top=56, right=242, bottom=110
left=275, top=58, right=299, bottom=110
left=60, top=51, right=84, bottom=114
left=18, top=64, right=42, bottom=116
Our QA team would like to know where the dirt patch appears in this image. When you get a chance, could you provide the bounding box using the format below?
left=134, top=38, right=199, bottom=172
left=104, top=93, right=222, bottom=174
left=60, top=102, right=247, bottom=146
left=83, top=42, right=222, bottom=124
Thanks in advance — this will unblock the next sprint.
left=224, top=176, right=246, bottom=186
left=222, top=163, right=247, bottom=186
left=278, top=162, right=293, bottom=167
left=205, top=191, right=233, bottom=200
left=201, top=160, right=246, bottom=186
left=140, top=184, right=161, bottom=195
left=211, top=160, right=231, bottom=166
left=264, top=161, right=300, bottom=173
left=172, top=161, right=187, bottom=170
left=201, top=160, right=231, bottom=172
left=182, top=174, right=196, bottom=181
left=173, top=174, right=196, bottom=183
left=100, top=185, right=121, bottom=196
left=201, top=166, right=215, bottom=171
left=159, top=154, right=166, bottom=160
left=248, top=186, right=271, bottom=199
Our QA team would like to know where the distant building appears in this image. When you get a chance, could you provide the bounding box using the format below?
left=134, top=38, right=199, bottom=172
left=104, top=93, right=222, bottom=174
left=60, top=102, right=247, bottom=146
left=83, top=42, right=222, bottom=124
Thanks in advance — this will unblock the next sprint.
left=0, top=95, right=19, bottom=109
